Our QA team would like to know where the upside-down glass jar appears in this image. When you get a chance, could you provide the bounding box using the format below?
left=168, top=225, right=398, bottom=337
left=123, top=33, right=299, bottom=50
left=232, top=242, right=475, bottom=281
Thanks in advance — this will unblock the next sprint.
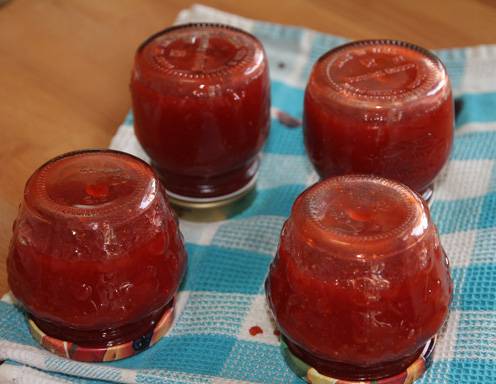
left=7, top=149, right=187, bottom=362
left=266, top=175, right=452, bottom=383
left=131, top=23, right=270, bottom=209
left=304, top=40, right=454, bottom=202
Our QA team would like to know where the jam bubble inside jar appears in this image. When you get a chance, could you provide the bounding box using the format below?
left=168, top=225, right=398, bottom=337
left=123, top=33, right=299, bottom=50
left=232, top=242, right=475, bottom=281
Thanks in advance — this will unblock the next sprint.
left=304, top=40, right=454, bottom=202
left=266, top=175, right=452, bottom=382
left=7, top=150, right=187, bottom=361
left=131, top=23, right=270, bottom=207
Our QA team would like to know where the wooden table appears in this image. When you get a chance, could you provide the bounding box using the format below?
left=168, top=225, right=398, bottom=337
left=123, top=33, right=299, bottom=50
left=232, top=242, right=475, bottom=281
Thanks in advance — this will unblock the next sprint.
left=0, top=0, right=495, bottom=296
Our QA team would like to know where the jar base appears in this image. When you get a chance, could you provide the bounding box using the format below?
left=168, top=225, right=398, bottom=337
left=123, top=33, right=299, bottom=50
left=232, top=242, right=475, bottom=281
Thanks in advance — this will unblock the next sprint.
left=27, top=299, right=175, bottom=362
left=281, top=336, right=436, bottom=384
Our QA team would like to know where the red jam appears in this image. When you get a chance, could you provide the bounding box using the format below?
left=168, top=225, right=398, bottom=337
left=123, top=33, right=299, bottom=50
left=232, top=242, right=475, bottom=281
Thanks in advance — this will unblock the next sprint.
left=249, top=325, right=264, bottom=336
left=304, top=40, right=454, bottom=200
left=266, top=175, right=452, bottom=380
left=7, top=150, right=187, bottom=348
left=131, top=23, right=270, bottom=201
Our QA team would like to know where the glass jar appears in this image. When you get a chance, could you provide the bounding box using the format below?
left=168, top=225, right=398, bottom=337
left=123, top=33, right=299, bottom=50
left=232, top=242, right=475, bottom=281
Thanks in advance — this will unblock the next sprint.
left=304, top=40, right=454, bottom=202
left=131, top=23, right=270, bottom=207
left=265, top=175, right=452, bottom=381
left=7, top=150, right=187, bottom=361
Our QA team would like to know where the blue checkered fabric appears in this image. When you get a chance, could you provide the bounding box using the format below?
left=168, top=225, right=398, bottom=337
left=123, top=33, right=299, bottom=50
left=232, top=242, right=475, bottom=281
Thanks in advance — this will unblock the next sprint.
left=1, top=4, right=496, bottom=383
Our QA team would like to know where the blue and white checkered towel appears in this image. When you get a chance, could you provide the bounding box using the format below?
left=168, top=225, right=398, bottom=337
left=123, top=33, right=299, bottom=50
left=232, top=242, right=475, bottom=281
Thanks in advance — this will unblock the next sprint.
left=1, top=4, right=496, bottom=383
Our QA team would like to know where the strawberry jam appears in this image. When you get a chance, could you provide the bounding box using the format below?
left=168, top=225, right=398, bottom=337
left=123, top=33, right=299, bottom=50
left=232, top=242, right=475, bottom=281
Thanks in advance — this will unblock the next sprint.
left=266, top=175, right=452, bottom=380
left=131, top=23, right=270, bottom=202
left=304, top=40, right=454, bottom=201
left=7, top=150, right=187, bottom=348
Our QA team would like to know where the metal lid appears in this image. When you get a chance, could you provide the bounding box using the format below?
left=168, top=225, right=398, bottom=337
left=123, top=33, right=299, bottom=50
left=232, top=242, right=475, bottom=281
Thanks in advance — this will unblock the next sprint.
left=281, top=336, right=436, bottom=384
left=28, top=300, right=175, bottom=362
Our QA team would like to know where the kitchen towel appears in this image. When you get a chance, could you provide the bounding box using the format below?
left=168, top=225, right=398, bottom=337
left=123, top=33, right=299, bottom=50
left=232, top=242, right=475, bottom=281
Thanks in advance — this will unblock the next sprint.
left=1, top=4, right=496, bottom=383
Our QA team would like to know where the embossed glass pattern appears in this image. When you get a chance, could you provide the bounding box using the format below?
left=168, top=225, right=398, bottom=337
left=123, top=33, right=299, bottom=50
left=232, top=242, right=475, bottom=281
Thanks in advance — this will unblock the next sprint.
left=131, top=23, right=270, bottom=201
left=7, top=150, right=187, bottom=347
left=265, top=175, right=452, bottom=381
left=304, top=40, right=454, bottom=201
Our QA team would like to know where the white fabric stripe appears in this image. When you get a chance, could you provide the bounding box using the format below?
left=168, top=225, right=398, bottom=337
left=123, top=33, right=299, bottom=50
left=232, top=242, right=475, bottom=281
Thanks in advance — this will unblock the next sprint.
left=258, top=153, right=312, bottom=190
left=120, top=369, right=138, bottom=383
left=454, top=311, right=496, bottom=359
left=463, top=44, right=496, bottom=59
left=440, top=230, right=477, bottom=267
left=306, top=170, right=319, bottom=187
left=1, top=292, right=14, bottom=304
left=176, top=4, right=256, bottom=32
left=456, top=121, right=496, bottom=135
left=212, top=373, right=259, bottom=384
left=0, top=341, right=138, bottom=384
left=434, top=160, right=493, bottom=201
left=0, top=342, right=47, bottom=368
left=278, top=29, right=316, bottom=88
left=109, top=124, right=149, bottom=162
left=239, top=295, right=279, bottom=346
left=210, top=215, right=285, bottom=256
left=270, top=106, right=283, bottom=119
left=139, top=368, right=257, bottom=384
left=180, top=219, right=224, bottom=246
left=0, top=363, right=73, bottom=384
left=169, top=290, right=191, bottom=332
left=433, top=310, right=460, bottom=361
left=171, top=292, right=254, bottom=337
left=462, top=45, right=496, bottom=93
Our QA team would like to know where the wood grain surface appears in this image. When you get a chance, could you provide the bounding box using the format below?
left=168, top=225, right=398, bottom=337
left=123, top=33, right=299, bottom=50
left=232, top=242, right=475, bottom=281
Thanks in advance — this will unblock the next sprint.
left=0, top=0, right=495, bottom=295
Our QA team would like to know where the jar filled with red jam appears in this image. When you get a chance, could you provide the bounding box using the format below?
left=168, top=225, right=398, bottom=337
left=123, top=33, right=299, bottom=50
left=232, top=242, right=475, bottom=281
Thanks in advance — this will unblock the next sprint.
left=304, top=40, right=454, bottom=201
left=131, top=23, right=270, bottom=206
left=266, top=175, right=452, bottom=382
left=7, top=150, right=187, bottom=361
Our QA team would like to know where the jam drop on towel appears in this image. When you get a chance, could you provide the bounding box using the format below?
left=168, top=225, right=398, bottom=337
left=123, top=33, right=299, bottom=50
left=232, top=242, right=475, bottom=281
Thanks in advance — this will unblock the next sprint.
left=249, top=325, right=263, bottom=336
